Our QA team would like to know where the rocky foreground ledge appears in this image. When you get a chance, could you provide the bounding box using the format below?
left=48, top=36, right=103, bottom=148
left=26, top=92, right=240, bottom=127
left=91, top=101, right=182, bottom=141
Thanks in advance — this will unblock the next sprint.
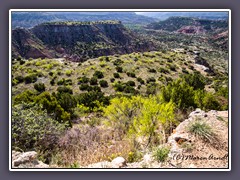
left=12, top=109, right=228, bottom=169
left=12, top=151, right=49, bottom=168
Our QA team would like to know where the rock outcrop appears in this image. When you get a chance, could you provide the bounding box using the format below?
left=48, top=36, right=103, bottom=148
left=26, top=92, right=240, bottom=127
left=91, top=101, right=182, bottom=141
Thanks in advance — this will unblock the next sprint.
left=167, top=109, right=228, bottom=168
left=12, top=151, right=49, bottom=168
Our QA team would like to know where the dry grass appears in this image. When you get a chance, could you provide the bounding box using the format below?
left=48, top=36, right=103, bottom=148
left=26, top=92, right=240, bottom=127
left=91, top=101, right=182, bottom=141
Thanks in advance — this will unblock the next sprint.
left=51, top=125, right=134, bottom=167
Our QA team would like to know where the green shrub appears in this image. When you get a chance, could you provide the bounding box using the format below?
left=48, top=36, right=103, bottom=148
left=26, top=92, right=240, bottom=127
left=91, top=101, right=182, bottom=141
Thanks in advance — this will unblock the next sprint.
left=65, top=70, right=72, bottom=77
left=75, top=91, right=109, bottom=111
left=15, top=75, right=24, bottom=84
left=137, top=77, right=145, bottom=84
left=116, top=66, right=123, bottom=73
left=16, top=56, right=22, bottom=61
left=12, top=103, right=67, bottom=152
left=124, top=85, right=138, bottom=94
left=188, top=120, right=215, bottom=143
left=146, top=77, right=156, bottom=83
left=148, top=68, right=157, bottom=73
left=90, top=76, right=98, bottom=85
left=159, top=67, right=169, bottom=74
left=57, top=79, right=65, bottom=85
left=146, top=83, right=157, bottom=95
left=104, top=96, right=176, bottom=145
left=113, top=72, right=120, bottom=79
left=113, top=58, right=123, bottom=66
left=79, top=84, right=90, bottom=91
left=161, top=79, right=196, bottom=109
left=153, top=146, right=170, bottom=162
left=126, top=81, right=135, bottom=87
left=168, top=64, right=176, bottom=71
left=13, top=90, right=35, bottom=105
left=49, top=71, right=54, bottom=76
left=182, top=72, right=206, bottom=90
left=182, top=68, right=189, bottom=74
left=217, top=87, right=228, bottom=99
left=55, top=92, right=77, bottom=115
left=78, top=76, right=89, bottom=84
left=127, top=151, right=143, bottom=163
left=113, top=82, right=138, bottom=94
left=93, top=71, right=104, bottom=79
left=88, top=86, right=102, bottom=92
left=127, top=72, right=136, bottom=78
left=113, top=82, right=125, bottom=92
left=65, top=79, right=72, bottom=86
left=50, top=78, right=55, bottom=86
left=34, top=83, right=46, bottom=93
left=20, top=60, right=25, bottom=65
left=57, top=86, right=73, bottom=94
left=24, top=74, right=38, bottom=84
left=34, top=92, right=71, bottom=123
left=110, top=78, right=115, bottom=83
left=202, top=93, right=221, bottom=110
left=99, top=80, right=108, bottom=88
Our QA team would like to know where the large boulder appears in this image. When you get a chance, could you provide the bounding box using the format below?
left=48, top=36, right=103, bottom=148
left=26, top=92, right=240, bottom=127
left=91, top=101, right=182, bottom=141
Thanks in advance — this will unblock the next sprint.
left=111, top=157, right=127, bottom=168
left=12, top=151, right=49, bottom=168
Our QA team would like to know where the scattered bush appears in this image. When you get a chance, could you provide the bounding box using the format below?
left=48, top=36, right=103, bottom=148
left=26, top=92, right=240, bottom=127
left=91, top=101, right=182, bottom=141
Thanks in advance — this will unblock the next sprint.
left=126, top=81, right=135, bottom=87
left=65, top=79, right=72, bottom=86
left=79, top=84, right=90, bottom=91
left=113, top=72, right=120, bottom=79
left=113, top=82, right=138, bottom=94
left=99, top=80, right=108, bottom=88
left=148, top=68, right=157, bottom=73
left=49, top=71, right=54, bottom=76
left=89, top=86, right=102, bottom=92
left=75, top=91, right=109, bottom=111
left=50, top=79, right=55, bottom=86
left=113, top=59, right=123, bottom=66
left=57, top=86, right=73, bottom=94
left=34, top=83, right=46, bottom=93
left=90, top=76, right=98, bottom=85
left=78, top=76, right=89, bottom=84
left=24, top=74, right=37, bottom=84
left=159, top=67, right=169, bottom=74
left=146, top=83, right=157, bottom=95
left=57, top=79, right=65, bottom=85
left=127, top=72, right=136, bottom=78
left=116, top=66, right=123, bottom=73
left=110, top=78, right=115, bottom=83
left=182, top=72, right=206, bottom=90
left=146, top=77, right=156, bottom=83
left=20, top=60, right=25, bottom=65
left=65, top=70, right=72, bottom=77
left=15, top=75, right=24, bottom=84
left=93, top=71, right=104, bottom=79
left=137, top=77, right=145, bottom=84
left=182, top=68, right=189, bottom=74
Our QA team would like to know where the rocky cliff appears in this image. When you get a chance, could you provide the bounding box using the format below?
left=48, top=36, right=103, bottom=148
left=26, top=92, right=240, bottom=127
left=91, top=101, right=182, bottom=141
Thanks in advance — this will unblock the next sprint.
left=12, top=21, right=155, bottom=61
